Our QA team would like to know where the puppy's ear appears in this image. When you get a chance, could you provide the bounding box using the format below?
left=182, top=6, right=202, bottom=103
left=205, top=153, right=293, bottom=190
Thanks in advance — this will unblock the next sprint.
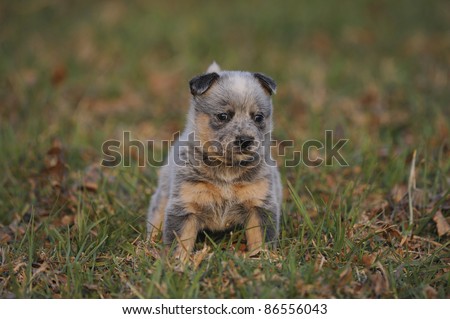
left=206, top=61, right=221, bottom=73
left=189, top=72, right=220, bottom=96
left=253, top=73, right=277, bottom=95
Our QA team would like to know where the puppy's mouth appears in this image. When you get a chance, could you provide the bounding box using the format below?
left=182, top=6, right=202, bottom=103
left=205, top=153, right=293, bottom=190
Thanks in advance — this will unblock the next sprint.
left=226, top=145, right=261, bottom=165
left=199, top=141, right=261, bottom=166
left=203, top=152, right=256, bottom=162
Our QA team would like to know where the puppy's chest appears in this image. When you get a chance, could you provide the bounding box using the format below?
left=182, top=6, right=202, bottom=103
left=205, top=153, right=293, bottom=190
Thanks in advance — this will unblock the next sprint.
left=179, top=179, right=269, bottom=228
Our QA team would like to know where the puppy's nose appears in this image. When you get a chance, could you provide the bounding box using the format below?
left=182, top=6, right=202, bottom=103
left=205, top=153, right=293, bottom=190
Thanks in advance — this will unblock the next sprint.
left=234, top=135, right=255, bottom=149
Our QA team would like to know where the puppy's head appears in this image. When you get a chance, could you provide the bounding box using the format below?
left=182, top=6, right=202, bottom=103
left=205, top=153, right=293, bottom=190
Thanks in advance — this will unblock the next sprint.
left=188, top=64, right=276, bottom=166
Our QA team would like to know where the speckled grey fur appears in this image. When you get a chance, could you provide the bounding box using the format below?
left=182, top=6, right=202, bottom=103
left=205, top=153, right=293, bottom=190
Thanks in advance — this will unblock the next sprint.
left=147, top=63, right=282, bottom=258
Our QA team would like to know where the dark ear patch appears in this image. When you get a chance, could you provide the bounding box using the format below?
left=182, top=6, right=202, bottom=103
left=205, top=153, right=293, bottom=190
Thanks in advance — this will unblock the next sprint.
left=253, top=73, right=277, bottom=95
left=189, top=72, right=220, bottom=96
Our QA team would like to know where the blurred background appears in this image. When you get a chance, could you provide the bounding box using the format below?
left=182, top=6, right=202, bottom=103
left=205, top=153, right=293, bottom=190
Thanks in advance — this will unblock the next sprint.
left=2, top=0, right=448, bottom=147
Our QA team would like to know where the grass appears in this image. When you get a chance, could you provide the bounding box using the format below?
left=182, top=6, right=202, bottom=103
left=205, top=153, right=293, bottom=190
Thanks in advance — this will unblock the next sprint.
left=0, top=0, right=449, bottom=298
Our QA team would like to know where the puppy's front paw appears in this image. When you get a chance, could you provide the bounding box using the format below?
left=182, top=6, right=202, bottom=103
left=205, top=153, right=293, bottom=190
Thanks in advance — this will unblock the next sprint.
left=173, top=246, right=190, bottom=264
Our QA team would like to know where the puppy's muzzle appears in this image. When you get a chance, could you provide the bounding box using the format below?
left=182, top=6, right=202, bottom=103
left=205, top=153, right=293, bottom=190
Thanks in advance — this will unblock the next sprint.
left=234, top=135, right=255, bottom=150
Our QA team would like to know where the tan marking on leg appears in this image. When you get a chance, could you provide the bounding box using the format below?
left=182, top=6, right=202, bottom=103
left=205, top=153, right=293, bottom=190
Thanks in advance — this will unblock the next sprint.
left=245, top=211, right=263, bottom=256
left=174, top=216, right=198, bottom=263
left=233, top=178, right=269, bottom=207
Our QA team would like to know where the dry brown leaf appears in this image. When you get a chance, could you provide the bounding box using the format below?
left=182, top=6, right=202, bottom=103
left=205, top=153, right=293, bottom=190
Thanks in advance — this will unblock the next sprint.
left=145, top=247, right=161, bottom=260
left=51, top=64, right=67, bottom=87
left=361, top=253, right=377, bottom=267
left=399, top=235, right=409, bottom=247
left=61, top=215, right=75, bottom=226
left=192, top=244, right=210, bottom=270
left=226, top=260, right=242, bottom=281
left=371, top=271, right=388, bottom=296
left=314, top=254, right=327, bottom=271
left=371, top=262, right=389, bottom=296
left=42, top=139, right=66, bottom=188
left=362, top=192, right=390, bottom=215
left=31, top=262, right=49, bottom=279
left=75, top=163, right=116, bottom=192
left=433, top=211, right=450, bottom=237
left=338, top=266, right=353, bottom=287
left=253, top=268, right=266, bottom=282
left=80, top=165, right=102, bottom=191
left=411, top=188, right=428, bottom=207
left=83, top=283, right=99, bottom=291
left=13, top=262, right=27, bottom=273
left=0, top=227, right=13, bottom=244
left=391, top=184, right=407, bottom=203
left=238, top=243, right=247, bottom=253
left=423, top=285, right=438, bottom=298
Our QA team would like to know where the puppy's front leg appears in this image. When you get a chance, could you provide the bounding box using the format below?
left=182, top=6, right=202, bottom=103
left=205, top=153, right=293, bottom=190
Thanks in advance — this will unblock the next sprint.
left=245, top=210, right=263, bottom=256
left=164, top=206, right=199, bottom=263
left=245, top=207, right=278, bottom=256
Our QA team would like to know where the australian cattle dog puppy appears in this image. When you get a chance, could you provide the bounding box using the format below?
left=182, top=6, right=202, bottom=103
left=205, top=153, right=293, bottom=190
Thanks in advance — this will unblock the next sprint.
left=147, top=62, right=282, bottom=261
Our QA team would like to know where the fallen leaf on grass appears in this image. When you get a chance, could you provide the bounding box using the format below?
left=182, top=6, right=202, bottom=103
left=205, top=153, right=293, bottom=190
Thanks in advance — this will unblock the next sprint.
left=13, top=262, right=27, bottom=273
left=362, top=192, right=390, bottom=217
left=371, top=271, right=388, bottom=296
left=423, top=285, right=438, bottom=298
left=74, top=163, right=116, bottom=192
left=192, top=244, right=211, bottom=270
left=76, top=164, right=102, bottom=192
left=83, top=283, right=99, bottom=291
left=253, top=268, right=266, bottom=282
left=61, top=215, right=75, bottom=226
left=238, top=243, right=247, bottom=253
left=42, top=139, right=67, bottom=188
left=433, top=211, right=450, bottom=237
left=51, top=64, right=67, bottom=87
left=338, top=266, right=353, bottom=288
left=31, top=262, right=49, bottom=280
left=0, top=226, right=13, bottom=244
left=361, top=253, right=377, bottom=267
left=370, top=262, right=389, bottom=296
left=314, top=254, right=327, bottom=271
left=391, top=184, right=407, bottom=203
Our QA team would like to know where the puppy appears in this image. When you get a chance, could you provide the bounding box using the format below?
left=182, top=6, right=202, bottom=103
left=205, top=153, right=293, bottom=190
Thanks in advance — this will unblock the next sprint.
left=147, top=62, right=282, bottom=261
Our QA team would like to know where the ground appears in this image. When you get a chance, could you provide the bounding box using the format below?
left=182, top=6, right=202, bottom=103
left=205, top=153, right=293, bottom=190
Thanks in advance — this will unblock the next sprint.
left=0, top=0, right=449, bottom=298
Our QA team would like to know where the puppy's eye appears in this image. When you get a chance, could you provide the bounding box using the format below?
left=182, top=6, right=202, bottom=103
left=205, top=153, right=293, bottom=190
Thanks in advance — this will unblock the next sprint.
left=254, top=114, right=265, bottom=123
left=217, top=113, right=229, bottom=121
